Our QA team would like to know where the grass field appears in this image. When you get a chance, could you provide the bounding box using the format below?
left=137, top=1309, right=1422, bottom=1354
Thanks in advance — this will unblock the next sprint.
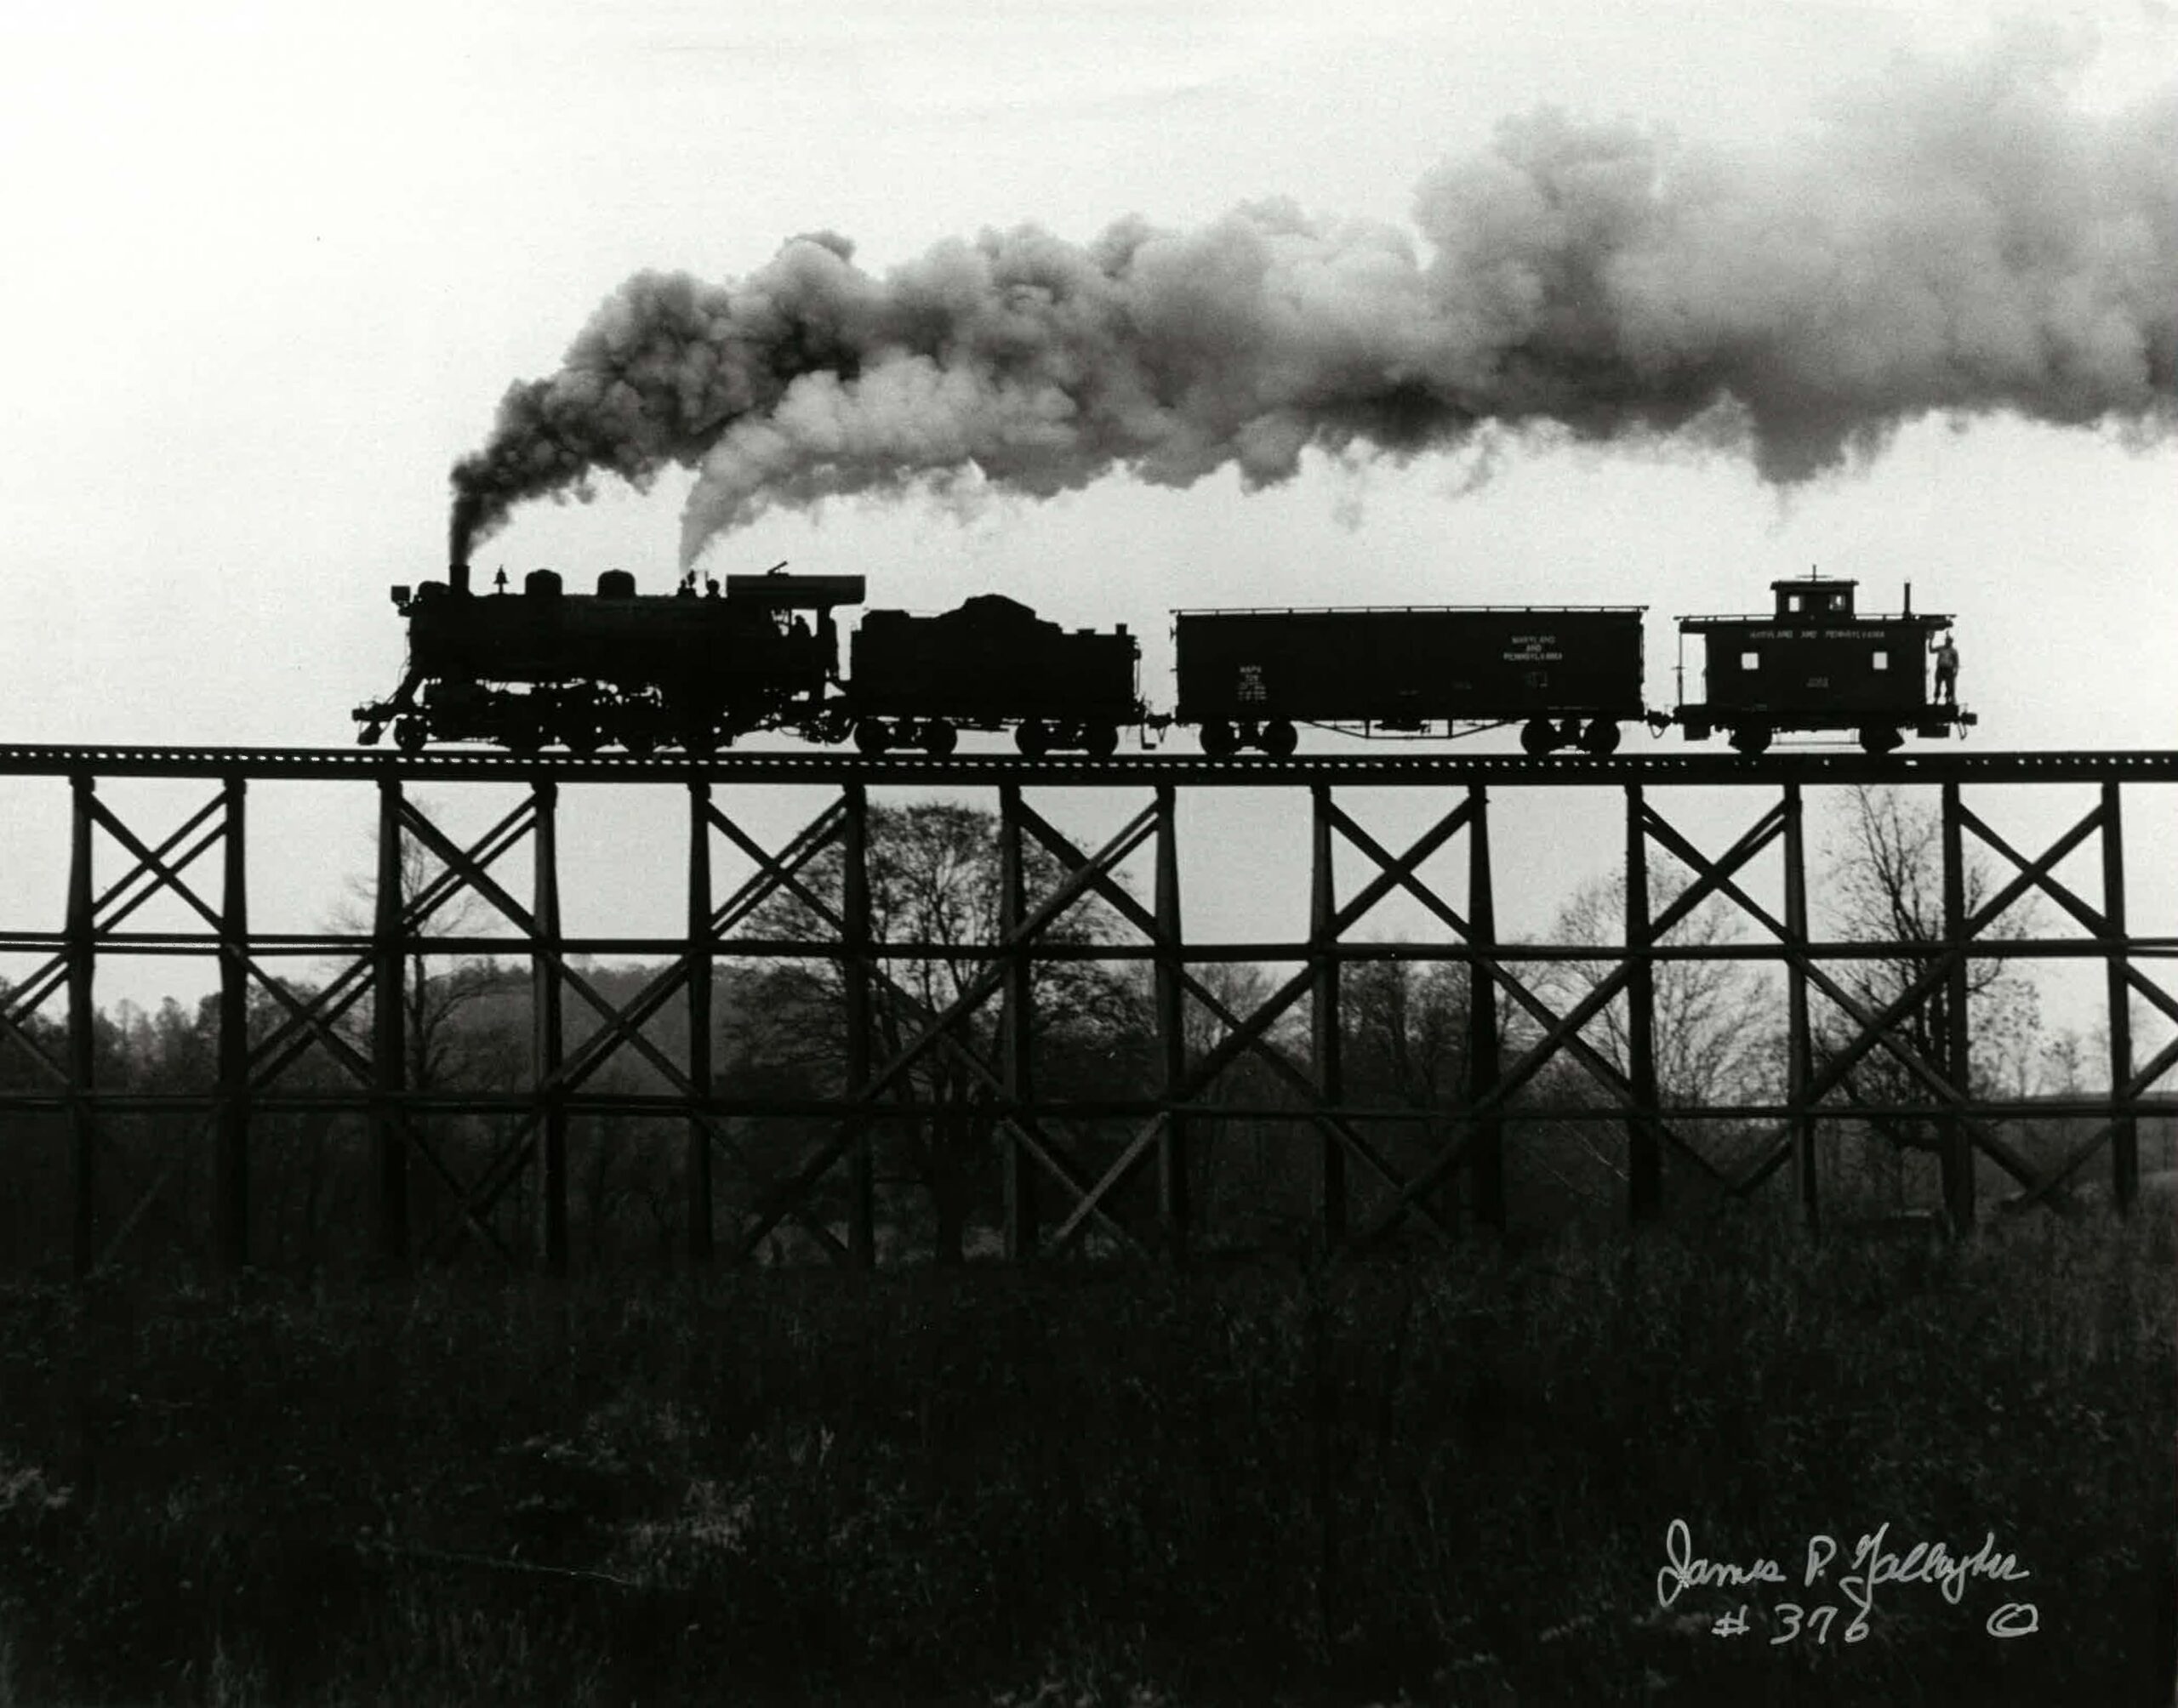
left=0, top=1210, right=2170, bottom=1705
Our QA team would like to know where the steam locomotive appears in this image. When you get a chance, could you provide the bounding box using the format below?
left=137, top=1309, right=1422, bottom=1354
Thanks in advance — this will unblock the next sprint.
left=353, top=562, right=1975, bottom=757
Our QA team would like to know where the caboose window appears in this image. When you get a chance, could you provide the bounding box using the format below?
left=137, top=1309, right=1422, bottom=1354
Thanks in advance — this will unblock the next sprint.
left=1741, top=651, right=1759, bottom=670
left=1873, top=650, right=1889, bottom=670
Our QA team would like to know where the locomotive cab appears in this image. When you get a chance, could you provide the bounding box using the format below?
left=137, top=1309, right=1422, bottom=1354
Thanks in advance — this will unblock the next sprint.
left=1673, top=576, right=1976, bottom=755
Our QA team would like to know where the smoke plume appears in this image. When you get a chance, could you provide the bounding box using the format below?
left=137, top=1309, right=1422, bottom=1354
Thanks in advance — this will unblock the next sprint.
left=449, top=44, right=2176, bottom=567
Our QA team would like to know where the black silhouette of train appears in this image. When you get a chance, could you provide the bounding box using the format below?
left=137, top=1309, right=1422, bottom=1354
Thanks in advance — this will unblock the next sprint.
left=354, top=562, right=1974, bottom=757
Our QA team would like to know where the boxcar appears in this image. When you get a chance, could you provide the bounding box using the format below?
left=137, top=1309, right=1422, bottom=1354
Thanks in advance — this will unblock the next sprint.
left=1172, top=606, right=1646, bottom=755
left=1673, top=578, right=1974, bottom=754
left=848, top=593, right=1142, bottom=756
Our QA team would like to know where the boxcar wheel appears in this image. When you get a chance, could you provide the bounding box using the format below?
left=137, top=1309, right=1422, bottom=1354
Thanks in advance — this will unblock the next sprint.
left=1016, top=720, right=1051, bottom=758
left=1200, top=720, right=1238, bottom=758
left=1259, top=720, right=1298, bottom=759
left=854, top=720, right=891, bottom=755
left=1519, top=718, right=1556, bottom=756
left=1081, top=721, right=1119, bottom=758
left=1580, top=719, right=1621, bottom=756
left=921, top=720, right=959, bottom=757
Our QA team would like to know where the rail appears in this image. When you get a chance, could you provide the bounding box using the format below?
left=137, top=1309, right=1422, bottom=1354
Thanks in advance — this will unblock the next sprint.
left=1, top=743, right=2175, bottom=784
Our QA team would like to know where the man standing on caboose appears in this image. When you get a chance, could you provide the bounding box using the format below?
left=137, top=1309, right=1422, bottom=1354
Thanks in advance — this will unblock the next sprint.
left=1930, top=632, right=1959, bottom=706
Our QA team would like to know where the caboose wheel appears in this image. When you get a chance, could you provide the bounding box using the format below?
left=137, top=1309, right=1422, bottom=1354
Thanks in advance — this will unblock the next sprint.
left=1015, top=720, right=1051, bottom=759
left=1729, top=724, right=1771, bottom=755
left=854, top=720, right=892, bottom=755
left=1519, top=718, right=1556, bottom=756
left=1580, top=719, right=1621, bottom=756
left=393, top=718, right=426, bottom=753
left=1258, top=720, right=1298, bottom=759
left=921, top=721, right=959, bottom=757
left=1858, top=725, right=1902, bottom=755
left=1080, top=721, right=1119, bottom=758
left=1199, top=720, right=1238, bottom=758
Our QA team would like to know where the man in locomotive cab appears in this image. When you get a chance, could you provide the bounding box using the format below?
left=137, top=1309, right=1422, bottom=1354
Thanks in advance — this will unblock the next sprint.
left=1931, top=632, right=1960, bottom=705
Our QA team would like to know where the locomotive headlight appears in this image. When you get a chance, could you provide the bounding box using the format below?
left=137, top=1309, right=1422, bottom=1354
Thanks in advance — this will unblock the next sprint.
left=390, top=584, right=411, bottom=608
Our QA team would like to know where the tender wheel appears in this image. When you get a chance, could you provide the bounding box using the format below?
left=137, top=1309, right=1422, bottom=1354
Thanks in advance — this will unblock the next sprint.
left=1015, top=720, right=1050, bottom=759
left=563, top=726, right=600, bottom=755
left=620, top=728, right=656, bottom=757
left=1080, top=721, right=1119, bottom=759
left=393, top=718, right=426, bottom=754
left=1858, top=724, right=1902, bottom=756
left=854, top=719, right=892, bottom=755
left=1729, top=724, right=1772, bottom=756
left=1519, top=718, right=1556, bottom=756
left=1580, top=719, right=1622, bottom=756
left=921, top=720, right=958, bottom=757
left=1199, top=720, right=1238, bottom=758
left=1258, top=719, right=1298, bottom=759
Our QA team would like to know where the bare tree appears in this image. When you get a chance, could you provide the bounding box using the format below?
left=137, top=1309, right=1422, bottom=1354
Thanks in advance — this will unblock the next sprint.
left=1820, top=784, right=2043, bottom=1166
left=1531, top=866, right=1785, bottom=1200
left=737, top=801, right=1136, bottom=1262
left=329, top=801, right=514, bottom=1092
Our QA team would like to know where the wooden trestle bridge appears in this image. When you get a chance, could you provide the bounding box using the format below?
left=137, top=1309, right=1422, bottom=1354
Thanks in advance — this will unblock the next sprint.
left=1, top=744, right=2172, bottom=1278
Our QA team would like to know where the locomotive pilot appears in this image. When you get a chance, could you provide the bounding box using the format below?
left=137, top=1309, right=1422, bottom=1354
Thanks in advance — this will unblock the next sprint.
left=1930, top=633, right=1959, bottom=706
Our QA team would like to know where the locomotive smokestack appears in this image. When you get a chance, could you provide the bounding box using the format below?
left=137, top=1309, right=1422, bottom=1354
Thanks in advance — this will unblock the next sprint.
left=1903, top=582, right=1913, bottom=616
left=447, top=37, right=2177, bottom=566
left=450, top=561, right=471, bottom=595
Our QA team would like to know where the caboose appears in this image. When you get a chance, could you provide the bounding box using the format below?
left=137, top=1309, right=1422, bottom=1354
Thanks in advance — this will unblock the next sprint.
left=1672, top=577, right=1975, bottom=754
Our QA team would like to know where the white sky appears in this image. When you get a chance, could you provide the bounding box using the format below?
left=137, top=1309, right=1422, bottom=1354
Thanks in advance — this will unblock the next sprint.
left=0, top=0, right=2172, bottom=1035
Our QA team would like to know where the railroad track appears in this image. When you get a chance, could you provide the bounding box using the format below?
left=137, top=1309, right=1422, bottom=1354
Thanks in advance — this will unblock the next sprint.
left=1, top=744, right=2175, bottom=784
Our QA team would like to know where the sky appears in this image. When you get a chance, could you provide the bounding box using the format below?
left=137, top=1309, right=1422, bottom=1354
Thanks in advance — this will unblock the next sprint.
left=0, top=0, right=2172, bottom=1046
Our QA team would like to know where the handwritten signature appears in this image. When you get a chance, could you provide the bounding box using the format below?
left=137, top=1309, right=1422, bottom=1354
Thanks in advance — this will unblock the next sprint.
left=1656, top=1517, right=2035, bottom=1641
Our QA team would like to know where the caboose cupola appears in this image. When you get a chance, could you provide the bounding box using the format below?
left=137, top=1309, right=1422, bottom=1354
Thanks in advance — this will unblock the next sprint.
left=1770, top=578, right=1856, bottom=618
